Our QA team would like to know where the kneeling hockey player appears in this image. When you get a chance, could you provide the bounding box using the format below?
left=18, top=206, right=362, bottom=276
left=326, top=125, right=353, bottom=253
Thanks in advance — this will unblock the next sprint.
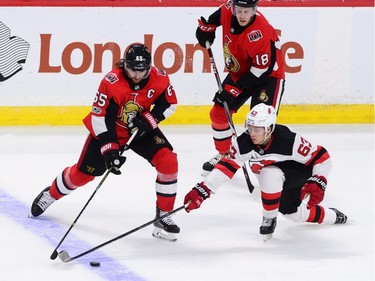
left=184, top=103, right=347, bottom=241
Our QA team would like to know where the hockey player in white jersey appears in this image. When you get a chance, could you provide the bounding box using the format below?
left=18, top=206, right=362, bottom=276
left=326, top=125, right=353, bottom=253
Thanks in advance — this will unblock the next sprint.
left=184, top=103, right=347, bottom=241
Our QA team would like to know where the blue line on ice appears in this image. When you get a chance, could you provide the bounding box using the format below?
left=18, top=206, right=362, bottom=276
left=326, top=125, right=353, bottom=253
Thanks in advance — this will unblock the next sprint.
left=0, top=188, right=146, bottom=281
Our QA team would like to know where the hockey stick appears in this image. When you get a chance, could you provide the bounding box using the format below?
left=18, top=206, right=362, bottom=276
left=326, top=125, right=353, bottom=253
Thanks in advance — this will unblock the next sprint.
left=205, top=41, right=254, bottom=193
left=58, top=203, right=189, bottom=263
left=50, top=129, right=138, bottom=260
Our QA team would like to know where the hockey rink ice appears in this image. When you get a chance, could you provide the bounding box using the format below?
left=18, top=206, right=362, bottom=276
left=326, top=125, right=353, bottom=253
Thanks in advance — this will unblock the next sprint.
left=0, top=124, right=374, bottom=281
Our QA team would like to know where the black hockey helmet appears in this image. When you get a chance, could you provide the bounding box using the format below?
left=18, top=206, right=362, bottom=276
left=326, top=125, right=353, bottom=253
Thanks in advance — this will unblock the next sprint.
left=124, top=43, right=152, bottom=72
left=232, top=0, right=259, bottom=8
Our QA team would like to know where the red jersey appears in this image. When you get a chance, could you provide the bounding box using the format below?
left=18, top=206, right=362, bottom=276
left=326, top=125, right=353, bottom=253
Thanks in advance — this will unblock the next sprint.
left=211, top=0, right=285, bottom=87
left=83, top=66, right=177, bottom=146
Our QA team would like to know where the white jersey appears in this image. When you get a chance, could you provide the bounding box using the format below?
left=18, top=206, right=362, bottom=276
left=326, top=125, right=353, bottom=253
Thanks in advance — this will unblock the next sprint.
left=204, top=124, right=332, bottom=193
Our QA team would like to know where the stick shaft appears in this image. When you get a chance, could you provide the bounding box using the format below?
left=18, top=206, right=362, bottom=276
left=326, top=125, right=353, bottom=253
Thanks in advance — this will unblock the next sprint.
left=61, top=204, right=188, bottom=262
left=205, top=41, right=254, bottom=193
left=50, top=130, right=138, bottom=259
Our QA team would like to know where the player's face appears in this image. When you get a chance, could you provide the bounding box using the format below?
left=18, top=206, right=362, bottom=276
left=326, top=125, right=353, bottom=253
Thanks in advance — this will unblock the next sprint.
left=247, top=125, right=267, bottom=144
left=233, top=5, right=256, bottom=26
left=124, top=66, right=150, bottom=83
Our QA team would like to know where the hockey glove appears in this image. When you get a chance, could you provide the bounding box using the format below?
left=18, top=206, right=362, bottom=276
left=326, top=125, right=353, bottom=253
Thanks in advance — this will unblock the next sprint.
left=196, top=16, right=217, bottom=48
left=213, top=82, right=242, bottom=108
left=101, top=143, right=127, bottom=175
left=184, top=182, right=211, bottom=212
left=129, top=112, right=158, bottom=140
left=300, top=175, right=327, bottom=209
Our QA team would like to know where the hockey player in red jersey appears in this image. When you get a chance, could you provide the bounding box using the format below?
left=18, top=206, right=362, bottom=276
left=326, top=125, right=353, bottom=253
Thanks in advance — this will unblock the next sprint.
left=184, top=104, right=347, bottom=241
left=31, top=43, right=180, bottom=241
left=196, top=0, right=285, bottom=176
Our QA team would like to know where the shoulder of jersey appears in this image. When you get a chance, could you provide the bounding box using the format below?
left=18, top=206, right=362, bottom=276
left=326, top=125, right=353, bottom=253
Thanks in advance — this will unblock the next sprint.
left=150, top=66, right=168, bottom=77
left=149, top=67, right=169, bottom=84
left=274, top=124, right=296, bottom=141
left=103, top=68, right=123, bottom=85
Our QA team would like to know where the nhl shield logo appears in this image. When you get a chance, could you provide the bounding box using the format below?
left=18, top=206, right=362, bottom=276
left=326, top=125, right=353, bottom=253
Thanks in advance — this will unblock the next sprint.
left=0, top=21, right=30, bottom=82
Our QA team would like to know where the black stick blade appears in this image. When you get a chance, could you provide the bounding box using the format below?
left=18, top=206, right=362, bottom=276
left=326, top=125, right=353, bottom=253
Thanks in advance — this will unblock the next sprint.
left=50, top=250, right=58, bottom=260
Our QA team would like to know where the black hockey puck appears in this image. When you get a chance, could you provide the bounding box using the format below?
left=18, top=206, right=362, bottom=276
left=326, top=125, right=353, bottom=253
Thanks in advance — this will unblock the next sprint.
left=90, top=261, right=101, bottom=267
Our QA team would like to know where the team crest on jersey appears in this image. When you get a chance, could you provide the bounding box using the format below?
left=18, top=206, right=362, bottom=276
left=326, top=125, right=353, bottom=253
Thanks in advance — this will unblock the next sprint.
left=104, top=72, right=119, bottom=84
left=120, top=100, right=143, bottom=125
left=154, top=136, right=165, bottom=144
left=223, top=39, right=240, bottom=72
left=250, top=159, right=276, bottom=174
left=248, top=30, right=263, bottom=42
left=258, top=90, right=269, bottom=102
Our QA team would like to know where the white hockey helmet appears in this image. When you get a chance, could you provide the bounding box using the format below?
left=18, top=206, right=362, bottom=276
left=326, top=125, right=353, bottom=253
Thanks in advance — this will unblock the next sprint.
left=245, top=103, right=276, bottom=132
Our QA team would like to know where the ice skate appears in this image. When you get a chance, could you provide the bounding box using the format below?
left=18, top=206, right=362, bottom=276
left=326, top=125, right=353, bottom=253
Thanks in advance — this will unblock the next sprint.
left=201, top=153, right=229, bottom=176
left=152, top=207, right=180, bottom=242
left=30, top=187, right=56, bottom=217
left=259, top=217, right=277, bottom=242
left=329, top=208, right=348, bottom=224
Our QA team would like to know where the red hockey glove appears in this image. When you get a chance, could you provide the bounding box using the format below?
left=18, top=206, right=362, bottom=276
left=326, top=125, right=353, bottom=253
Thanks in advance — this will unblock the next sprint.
left=184, top=182, right=211, bottom=212
left=300, top=175, right=327, bottom=209
left=213, top=83, right=242, bottom=109
left=196, top=17, right=217, bottom=48
left=129, top=112, right=158, bottom=140
left=101, top=142, right=126, bottom=175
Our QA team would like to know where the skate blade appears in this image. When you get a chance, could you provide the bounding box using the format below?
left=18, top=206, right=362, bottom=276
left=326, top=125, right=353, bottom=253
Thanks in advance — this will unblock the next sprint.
left=341, top=217, right=355, bottom=224
left=201, top=170, right=210, bottom=177
left=346, top=218, right=355, bottom=224
left=262, top=234, right=273, bottom=242
left=152, top=227, right=177, bottom=242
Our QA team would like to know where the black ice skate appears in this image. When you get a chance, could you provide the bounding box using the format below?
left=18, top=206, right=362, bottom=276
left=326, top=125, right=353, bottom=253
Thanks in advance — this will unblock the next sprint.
left=259, top=217, right=277, bottom=242
left=201, top=153, right=229, bottom=176
left=329, top=208, right=347, bottom=224
left=31, top=187, right=56, bottom=217
left=152, top=207, right=180, bottom=242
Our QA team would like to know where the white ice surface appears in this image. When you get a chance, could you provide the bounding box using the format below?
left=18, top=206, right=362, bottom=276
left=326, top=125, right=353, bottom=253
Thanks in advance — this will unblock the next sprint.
left=0, top=124, right=374, bottom=281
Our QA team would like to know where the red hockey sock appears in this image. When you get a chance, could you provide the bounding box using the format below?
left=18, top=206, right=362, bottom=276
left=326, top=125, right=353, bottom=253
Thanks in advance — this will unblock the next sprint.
left=307, top=205, right=325, bottom=224
left=152, top=148, right=178, bottom=211
left=49, top=164, right=95, bottom=199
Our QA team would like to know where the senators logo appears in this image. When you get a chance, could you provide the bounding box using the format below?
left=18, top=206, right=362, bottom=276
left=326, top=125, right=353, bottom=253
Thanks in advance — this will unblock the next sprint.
left=223, top=38, right=240, bottom=72
left=258, top=90, right=269, bottom=102
left=154, top=136, right=165, bottom=144
left=120, top=100, right=143, bottom=125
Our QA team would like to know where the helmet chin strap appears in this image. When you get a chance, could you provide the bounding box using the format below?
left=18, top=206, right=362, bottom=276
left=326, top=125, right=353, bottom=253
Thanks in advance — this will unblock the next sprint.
left=258, top=126, right=274, bottom=145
